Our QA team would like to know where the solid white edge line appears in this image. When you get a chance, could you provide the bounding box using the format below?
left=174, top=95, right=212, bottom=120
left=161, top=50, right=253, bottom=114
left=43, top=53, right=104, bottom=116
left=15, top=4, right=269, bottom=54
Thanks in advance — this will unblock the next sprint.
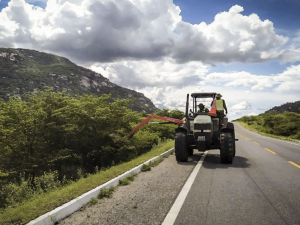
left=161, top=151, right=207, bottom=225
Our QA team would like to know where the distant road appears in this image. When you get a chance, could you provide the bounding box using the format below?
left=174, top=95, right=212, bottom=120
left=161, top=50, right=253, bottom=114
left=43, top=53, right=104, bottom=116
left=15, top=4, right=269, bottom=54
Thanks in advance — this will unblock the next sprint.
left=172, top=123, right=300, bottom=225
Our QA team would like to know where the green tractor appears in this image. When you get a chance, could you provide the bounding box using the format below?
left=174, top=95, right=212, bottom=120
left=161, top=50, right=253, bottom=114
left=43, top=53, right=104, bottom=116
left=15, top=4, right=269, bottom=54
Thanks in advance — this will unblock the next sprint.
left=175, top=92, right=236, bottom=163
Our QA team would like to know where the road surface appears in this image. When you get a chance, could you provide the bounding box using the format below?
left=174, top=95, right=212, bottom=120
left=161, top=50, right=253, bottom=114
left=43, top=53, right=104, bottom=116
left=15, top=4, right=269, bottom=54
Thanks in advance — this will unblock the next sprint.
left=60, top=123, right=300, bottom=225
left=172, top=123, right=300, bottom=225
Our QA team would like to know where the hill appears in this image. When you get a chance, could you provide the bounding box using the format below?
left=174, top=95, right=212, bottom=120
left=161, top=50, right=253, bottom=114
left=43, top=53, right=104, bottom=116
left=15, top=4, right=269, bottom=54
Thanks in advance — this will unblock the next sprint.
left=0, top=48, right=157, bottom=113
left=265, top=100, right=300, bottom=114
left=236, top=101, right=300, bottom=140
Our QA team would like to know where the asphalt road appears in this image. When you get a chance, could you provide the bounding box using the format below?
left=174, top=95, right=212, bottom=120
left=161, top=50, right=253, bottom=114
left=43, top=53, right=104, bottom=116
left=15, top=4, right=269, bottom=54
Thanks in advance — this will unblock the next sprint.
left=173, top=123, right=300, bottom=225
left=58, top=124, right=299, bottom=225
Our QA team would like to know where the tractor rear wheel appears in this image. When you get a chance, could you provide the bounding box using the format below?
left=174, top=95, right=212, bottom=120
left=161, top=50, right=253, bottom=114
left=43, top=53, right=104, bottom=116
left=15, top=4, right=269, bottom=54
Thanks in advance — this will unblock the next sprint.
left=188, top=146, right=194, bottom=156
left=220, top=132, right=235, bottom=164
left=175, top=132, right=188, bottom=162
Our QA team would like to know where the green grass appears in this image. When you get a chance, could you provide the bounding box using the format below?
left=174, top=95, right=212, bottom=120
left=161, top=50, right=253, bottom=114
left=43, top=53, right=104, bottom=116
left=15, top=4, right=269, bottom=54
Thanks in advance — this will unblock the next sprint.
left=0, top=140, right=174, bottom=225
left=118, top=175, right=135, bottom=186
left=236, top=112, right=300, bottom=142
left=88, top=198, right=98, bottom=206
left=237, top=121, right=299, bottom=143
left=141, top=156, right=166, bottom=172
left=141, top=164, right=152, bottom=172
left=97, top=187, right=115, bottom=199
left=149, top=157, right=165, bottom=167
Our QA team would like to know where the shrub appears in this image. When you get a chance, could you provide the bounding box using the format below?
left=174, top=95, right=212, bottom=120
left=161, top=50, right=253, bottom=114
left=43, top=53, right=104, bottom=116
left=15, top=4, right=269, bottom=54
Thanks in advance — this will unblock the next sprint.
left=0, top=90, right=175, bottom=209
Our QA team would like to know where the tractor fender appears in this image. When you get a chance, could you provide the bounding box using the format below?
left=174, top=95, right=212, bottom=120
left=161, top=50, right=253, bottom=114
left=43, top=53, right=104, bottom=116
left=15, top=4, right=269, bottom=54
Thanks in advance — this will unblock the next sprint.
left=220, top=122, right=235, bottom=134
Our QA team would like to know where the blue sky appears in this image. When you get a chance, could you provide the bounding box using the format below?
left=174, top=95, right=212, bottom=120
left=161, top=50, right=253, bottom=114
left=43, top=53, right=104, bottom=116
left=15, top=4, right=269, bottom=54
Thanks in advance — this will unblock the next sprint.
left=0, top=0, right=46, bottom=8
left=2, top=0, right=299, bottom=31
left=174, top=0, right=300, bottom=32
left=0, top=0, right=299, bottom=118
left=173, top=0, right=300, bottom=75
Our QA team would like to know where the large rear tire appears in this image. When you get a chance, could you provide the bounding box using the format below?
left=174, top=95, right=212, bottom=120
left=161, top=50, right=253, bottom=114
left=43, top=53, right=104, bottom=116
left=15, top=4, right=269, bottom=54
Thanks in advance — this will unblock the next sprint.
left=175, top=132, right=188, bottom=162
left=220, top=132, right=235, bottom=164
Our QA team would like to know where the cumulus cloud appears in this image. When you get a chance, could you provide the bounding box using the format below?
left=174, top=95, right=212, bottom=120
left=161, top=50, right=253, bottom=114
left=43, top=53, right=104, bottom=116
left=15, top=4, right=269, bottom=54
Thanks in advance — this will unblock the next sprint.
left=91, top=60, right=300, bottom=119
left=0, top=0, right=299, bottom=119
left=90, top=58, right=209, bottom=89
left=232, top=101, right=252, bottom=110
left=171, top=5, right=288, bottom=63
left=0, top=0, right=294, bottom=63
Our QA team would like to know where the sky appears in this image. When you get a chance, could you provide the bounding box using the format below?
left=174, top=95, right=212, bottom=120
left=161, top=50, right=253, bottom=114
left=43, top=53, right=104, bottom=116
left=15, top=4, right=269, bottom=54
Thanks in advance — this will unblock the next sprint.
left=0, top=0, right=299, bottom=119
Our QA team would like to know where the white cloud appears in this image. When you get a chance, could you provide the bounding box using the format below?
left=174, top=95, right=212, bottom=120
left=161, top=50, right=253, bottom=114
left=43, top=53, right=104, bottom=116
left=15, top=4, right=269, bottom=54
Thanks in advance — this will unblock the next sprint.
left=0, top=0, right=299, bottom=120
left=90, top=58, right=209, bottom=89
left=90, top=60, right=300, bottom=119
left=232, top=101, right=252, bottom=110
left=0, top=0, right=296, bottom=64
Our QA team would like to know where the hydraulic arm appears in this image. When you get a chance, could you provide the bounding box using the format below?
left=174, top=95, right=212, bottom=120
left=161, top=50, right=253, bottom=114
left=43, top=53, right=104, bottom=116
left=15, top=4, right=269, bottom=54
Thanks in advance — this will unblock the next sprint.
left=129, top=114, right=184, bottom=138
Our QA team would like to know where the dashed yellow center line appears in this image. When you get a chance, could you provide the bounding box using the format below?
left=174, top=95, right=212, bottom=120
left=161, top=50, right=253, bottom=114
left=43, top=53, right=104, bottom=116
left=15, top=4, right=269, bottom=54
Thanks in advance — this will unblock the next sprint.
left=288, top=161, right=300, bottom=169
left=264, top=148, right=277, bottom=155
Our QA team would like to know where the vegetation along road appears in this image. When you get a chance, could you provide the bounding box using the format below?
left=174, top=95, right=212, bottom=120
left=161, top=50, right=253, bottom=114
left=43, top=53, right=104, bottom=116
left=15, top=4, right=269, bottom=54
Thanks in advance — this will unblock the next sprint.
left=60, top=123, right=300, bottom=225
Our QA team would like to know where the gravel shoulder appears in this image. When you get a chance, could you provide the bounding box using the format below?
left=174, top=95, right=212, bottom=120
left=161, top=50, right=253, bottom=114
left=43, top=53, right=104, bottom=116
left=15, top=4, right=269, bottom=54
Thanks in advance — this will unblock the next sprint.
left=59, top=153, right=201, bottom=225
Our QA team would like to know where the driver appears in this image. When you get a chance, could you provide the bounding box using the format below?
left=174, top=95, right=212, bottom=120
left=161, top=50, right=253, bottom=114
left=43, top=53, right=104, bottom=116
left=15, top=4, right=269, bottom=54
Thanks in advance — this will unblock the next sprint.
left=197, top=103, right=209, bottom=113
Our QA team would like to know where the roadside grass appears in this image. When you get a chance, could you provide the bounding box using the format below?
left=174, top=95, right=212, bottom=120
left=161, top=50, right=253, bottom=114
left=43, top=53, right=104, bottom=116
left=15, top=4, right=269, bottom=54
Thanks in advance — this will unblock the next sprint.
left=141, top=164, right=152, bottom=172
left=237, top=122, right=300, bottom=143
left=141, top=156, right=165, bottom=172
left=97, top=187, right=115, bottom=199
left=0, top=140, right=174, bottom=225
left=149, top=157, right=164, bottom=167
left=118, top=175, right=136, bottom=186
left=88, top=198, right=98, bottom=206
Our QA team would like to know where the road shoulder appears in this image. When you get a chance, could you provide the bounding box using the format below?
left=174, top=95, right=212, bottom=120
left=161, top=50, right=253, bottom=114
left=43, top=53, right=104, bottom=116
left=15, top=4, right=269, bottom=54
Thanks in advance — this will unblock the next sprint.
left=59, top=154, right=200, bottom=225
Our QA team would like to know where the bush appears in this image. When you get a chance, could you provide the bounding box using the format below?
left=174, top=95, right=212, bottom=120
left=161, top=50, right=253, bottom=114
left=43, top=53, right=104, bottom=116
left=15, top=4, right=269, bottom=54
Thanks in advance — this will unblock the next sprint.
left=237, top=112, right=300, bottom=140
left=0, top=181, right=33, bottom=208
left=0, top=90, right=176, bottom=209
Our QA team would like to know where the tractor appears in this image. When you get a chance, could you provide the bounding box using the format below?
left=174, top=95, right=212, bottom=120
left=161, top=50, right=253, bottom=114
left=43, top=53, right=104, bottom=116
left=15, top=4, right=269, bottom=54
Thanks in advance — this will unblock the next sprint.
left=175, top=92, right=236, bottom=163
left=129, top=92, right=236, bottom=164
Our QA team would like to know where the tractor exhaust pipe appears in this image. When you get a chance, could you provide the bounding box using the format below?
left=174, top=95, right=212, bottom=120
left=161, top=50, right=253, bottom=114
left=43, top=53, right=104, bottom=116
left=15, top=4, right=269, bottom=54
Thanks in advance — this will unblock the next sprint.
left=185, top=94, right=189, bottom=118
left=185, top=94, right=190, bottom=130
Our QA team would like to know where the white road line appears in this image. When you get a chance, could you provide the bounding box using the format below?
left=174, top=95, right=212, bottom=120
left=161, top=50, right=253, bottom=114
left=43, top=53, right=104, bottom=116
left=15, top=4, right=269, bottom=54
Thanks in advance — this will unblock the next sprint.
left=161, top=151, right=207, bottom=225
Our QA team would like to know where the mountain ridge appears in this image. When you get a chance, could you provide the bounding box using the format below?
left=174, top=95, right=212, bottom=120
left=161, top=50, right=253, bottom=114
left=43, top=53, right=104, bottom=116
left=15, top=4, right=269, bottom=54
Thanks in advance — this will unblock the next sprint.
left=265, top=100, right=300, bottom=114
left=0, top=48, right=157, bottom=113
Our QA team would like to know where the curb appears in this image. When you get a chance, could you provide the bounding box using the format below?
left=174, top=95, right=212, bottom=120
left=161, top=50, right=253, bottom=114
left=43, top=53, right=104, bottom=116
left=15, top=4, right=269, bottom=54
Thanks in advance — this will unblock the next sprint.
left=27, top=148, right=175, bottom=225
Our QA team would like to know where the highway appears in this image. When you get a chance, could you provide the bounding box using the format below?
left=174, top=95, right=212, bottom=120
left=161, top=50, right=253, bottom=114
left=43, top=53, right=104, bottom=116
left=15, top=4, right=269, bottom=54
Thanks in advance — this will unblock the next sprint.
left=59, top=124, right=300, bottom=225
left=170, top=123, right=300, bottom=225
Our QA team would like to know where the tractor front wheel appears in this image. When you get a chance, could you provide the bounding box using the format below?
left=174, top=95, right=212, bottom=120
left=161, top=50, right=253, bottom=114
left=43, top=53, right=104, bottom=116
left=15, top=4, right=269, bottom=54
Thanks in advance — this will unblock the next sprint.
left=175, top=132, right=188, bottom=162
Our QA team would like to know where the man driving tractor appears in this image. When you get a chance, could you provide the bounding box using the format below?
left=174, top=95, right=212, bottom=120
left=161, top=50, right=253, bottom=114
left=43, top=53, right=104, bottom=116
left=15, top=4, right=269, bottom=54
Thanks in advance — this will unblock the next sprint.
left=197, top=103, right=209, bottom=113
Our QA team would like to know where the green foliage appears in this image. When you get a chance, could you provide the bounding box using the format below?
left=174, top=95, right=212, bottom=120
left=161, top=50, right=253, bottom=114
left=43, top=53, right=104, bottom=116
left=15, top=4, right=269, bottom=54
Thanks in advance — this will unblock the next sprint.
left=118, top=175, right=135, bottom=186
left=98, top=187, right=115, bottom=199
left=157, top=109, right=184, bottom=119
left=0, top=140, right=174, bottom=225
left=88, top=198, right=98, bottom=206
left=0, top=90, right=175, bottom=210
left=0, top=172, right=61, bottom=209
left=132, top=130, right=160, bottom=154
left=141, top=164, right=151, bottom=172
left=237, top=112, right=300, bottom=140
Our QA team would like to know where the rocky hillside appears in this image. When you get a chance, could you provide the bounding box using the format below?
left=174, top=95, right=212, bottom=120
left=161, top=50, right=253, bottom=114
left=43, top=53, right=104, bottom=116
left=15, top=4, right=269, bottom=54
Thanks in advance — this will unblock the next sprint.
left=265, top=101, right=300, bottom=114
left=0, top=48, right=157, bottom=113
